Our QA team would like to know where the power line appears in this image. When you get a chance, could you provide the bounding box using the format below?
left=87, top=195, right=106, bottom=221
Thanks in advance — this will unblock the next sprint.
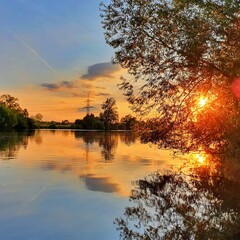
left=82, top=94, right=95, bottom=114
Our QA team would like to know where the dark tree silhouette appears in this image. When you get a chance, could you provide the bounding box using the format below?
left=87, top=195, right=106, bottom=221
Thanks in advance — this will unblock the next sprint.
left=0, top=94, right=22, bottom=112
left=100, top=98, right=119, bottom=130
left=120, top=114, right=137, bottom=130
left=0, top=94, right=37, bottom=130
left=101, top=0, right=240, bottom=153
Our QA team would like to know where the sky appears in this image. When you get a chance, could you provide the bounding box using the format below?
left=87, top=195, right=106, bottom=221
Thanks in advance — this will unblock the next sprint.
left=0, top=0, right=130, bottom=121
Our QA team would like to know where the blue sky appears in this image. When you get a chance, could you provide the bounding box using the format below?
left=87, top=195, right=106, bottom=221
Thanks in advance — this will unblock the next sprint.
left=0, top=0, right=129, bottom=121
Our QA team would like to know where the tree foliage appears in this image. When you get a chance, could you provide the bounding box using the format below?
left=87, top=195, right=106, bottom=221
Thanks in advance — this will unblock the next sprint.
left=120, top=114, right=137, bottom=130
left=0, top=94, right=37, bottom=130
left=33, top=113, right=43, bottom=122
left=0, top=94, right=22, bottom=113
left=100, top=98, right=119, bottom=130
left=101, top=0, right=240, bottom=153
left=0, top=105, right=18, bottom=129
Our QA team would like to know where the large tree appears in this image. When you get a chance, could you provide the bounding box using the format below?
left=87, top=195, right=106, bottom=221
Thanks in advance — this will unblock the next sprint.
left=0, top=94, right=22, bottom=113
left=0, top=94, right=36, bottom=130
left=101, top=0, right=240, bottom=153
left=100, top=98, right=119, bottom=130
left=120, top=114, right=137, bottom=130
left=0, top=105, right=18, bottom=129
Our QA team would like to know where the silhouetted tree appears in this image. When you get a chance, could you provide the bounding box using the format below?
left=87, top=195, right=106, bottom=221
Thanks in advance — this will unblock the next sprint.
left=121, top=114, right=137, bottom=130
left=62, top=119, right=70, bottom=125
left=0, top=105, right=18, bottom=129
left=100, top=98, right=119, bottom=130
left=33, top=113, right=43, bottom=121
left=0, top=94, right=36, bottom=130
left=23, top=109, right=29, bottom=118
left=74, top=114, right=103, bottom=130
left=74, top=119, right=83, bottom=129
left=101, top=0, right=240, bottom=153
left=0, top=94, right=22, bottom=113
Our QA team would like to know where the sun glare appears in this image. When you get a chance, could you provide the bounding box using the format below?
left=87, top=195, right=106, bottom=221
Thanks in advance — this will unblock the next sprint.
left=191, top=151, right=208, bottom=165
left=198, top=97, right=208, bottom=108
left=196, top=154, right=205, bottom=164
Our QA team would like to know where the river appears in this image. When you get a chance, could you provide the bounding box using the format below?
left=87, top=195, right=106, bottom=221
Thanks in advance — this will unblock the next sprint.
left=0, top=130, right=239, bottom=239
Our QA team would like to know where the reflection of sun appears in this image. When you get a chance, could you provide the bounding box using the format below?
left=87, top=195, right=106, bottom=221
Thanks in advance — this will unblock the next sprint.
left=198, top=97, right=208, bottom=108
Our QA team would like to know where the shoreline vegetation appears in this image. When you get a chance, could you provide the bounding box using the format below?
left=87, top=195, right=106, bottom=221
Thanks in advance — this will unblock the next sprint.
left=0, top=94, right=138, bottom=131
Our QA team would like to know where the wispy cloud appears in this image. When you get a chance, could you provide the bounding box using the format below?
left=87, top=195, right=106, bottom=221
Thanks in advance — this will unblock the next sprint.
left=78, top=106, right=97, bottom=113
left=81, top=62, right=121, bottom=80
left=41, top=80, right=77, bottom=91
left=40, top=62, right=123, bottom=96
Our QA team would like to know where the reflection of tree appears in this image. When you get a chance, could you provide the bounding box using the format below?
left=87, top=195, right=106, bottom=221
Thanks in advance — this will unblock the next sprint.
left=32, top=130, right=43, bottom=145
left=74, top=131, right=97, bottom=145
left=187, top=154, right=240, bottom=214
left=74, top=131, right=136, bottom=161
left=99, top=133, right=118, bottom=161
left=115, top=168, right=240, bottom=239
left=119, top=132, right=137, bottom=146
left=0, top=131, right=34, bottom=160
left=74, top=131, right=137, bottom=146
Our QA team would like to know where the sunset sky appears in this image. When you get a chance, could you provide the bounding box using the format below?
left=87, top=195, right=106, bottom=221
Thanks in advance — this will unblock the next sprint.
left=0, top=0, right=130, bottom=121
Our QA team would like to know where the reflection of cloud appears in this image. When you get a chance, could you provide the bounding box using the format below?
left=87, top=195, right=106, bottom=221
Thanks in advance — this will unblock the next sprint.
left=81, top=62, right=121, bottom=80
left=41, top=162, right=72, bottom=173
left=41, top=80, right=77, bottom=91
left=80, top=174, right=120, bottom=193
left=96, top=86, right=106, bottom=90
left=138, top=158, right=151, bottom=166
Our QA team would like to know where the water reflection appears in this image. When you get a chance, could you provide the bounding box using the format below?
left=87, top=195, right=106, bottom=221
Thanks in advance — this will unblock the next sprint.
left=1, top=130, right=239, bottom=239
left=0, top=131, right=34, bottom=160
left=0, top=130, right=182, bottom=240
left=115, top=154, right=240, bottom=239
left=80, top=174, right=120, bottom=193
left=0, top=130, right=175, bottom=196
left=99, top=133, right=118, bottom=161
left=74, top=131, right=135, bottom=161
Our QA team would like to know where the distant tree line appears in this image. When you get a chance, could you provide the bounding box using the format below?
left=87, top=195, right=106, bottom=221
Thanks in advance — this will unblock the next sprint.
left=0, top=94, right=138, bottom=131
left=46, top=98, right=138, bottom=130
left=73, top=98, right=138, bottom=130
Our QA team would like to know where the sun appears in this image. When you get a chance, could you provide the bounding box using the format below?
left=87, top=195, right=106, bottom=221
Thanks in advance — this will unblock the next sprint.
left=198, top=96, right=208, bottom=108
left=191, top=152, right=207, bottom=165
left=196, top=154, right=205, bottom=164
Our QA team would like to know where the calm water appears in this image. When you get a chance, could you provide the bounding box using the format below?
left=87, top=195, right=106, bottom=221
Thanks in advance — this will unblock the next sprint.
left=0, top=130, right=184, bottom=240
left=1, top=130, right=240, bottom=239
